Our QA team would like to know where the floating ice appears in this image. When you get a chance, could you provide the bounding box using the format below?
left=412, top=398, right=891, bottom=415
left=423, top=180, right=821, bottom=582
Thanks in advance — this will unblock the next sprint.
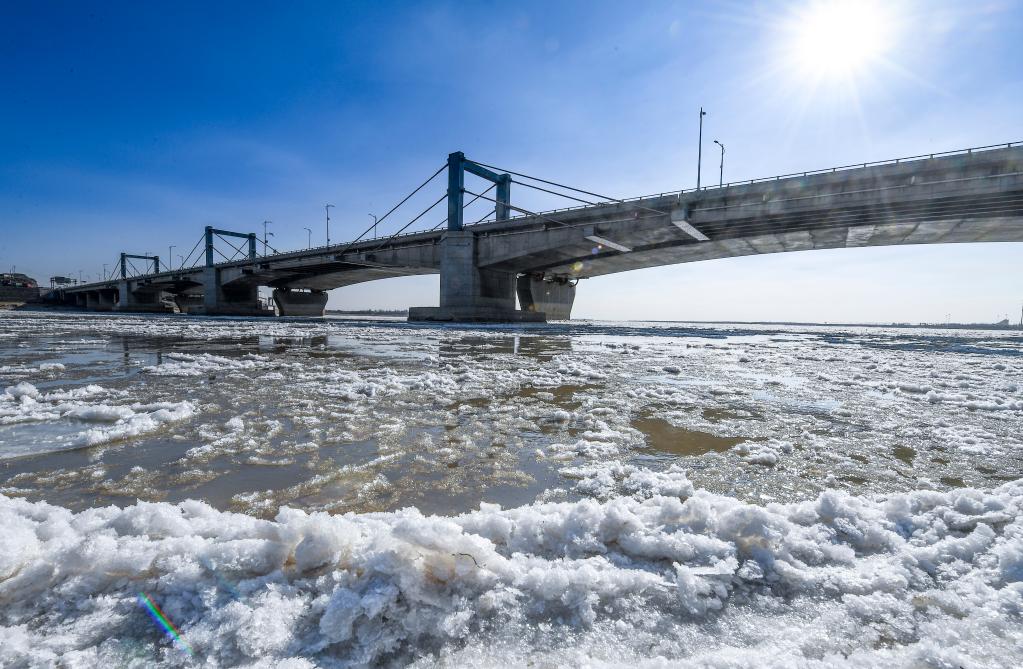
left=1, top=478, right=1021, bottom=667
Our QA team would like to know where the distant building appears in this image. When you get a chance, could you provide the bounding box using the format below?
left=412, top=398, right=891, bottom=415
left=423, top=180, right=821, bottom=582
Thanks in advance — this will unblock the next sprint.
left=1, top=272, right=37, bottom=288
left=0, top=273, right=42, bottom=304
left=49, top=276, right=75, bottom=288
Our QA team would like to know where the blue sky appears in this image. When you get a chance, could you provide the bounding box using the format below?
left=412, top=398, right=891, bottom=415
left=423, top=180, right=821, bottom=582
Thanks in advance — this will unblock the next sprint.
left=2, top=0, right=1021, bottom=322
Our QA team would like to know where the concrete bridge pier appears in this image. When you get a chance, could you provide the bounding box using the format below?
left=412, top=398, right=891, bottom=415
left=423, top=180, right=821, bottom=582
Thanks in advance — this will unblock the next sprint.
left=85, top=289, right=117, bottom=312
left=409, top=230, right=545, bottom=322
left=272, top=288, right=328, bottom=317
left=193, top=268, right=269, bottom=316
left=173, top=294, right=203, bottom=314
left=114, top=281, right=167, bottom=313
left=517, top=276, right=576, bottom=320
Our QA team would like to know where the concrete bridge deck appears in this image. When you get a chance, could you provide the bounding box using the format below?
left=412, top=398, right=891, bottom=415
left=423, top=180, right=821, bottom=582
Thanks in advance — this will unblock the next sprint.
left=58, top=143, right=1023, bottom=320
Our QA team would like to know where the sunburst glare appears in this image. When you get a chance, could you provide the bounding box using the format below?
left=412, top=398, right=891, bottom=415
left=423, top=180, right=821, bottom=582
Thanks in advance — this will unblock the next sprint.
left=782, top=0, right=897, bottom=83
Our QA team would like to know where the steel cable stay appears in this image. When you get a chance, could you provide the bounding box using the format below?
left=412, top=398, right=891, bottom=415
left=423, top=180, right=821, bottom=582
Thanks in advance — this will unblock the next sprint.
left=428, top=183, right=498, bottom=231
left=331, top=163, right=446, bottom=258
left=215, top=233, right=248, bottom=262
left=468, top=159, right=620, bottom=204
left=471, top=207, right=496, bottom=225
left=467, top=158, right=671, bottom=220
left=365, top=193, right=447, bottom=253
left=107, top=255, right=121, bottom=280
left=179, top=235, right=204, bottom=270
left=460, top=187, right=574, bottom=229
left=212, top=246, right=234, bottom=263
left=511, top=179, right=600, bottom=206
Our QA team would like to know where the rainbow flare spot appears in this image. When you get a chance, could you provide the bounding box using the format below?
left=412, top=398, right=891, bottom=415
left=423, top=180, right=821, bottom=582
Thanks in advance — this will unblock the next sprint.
left=138, top=592, right=193, bottom=655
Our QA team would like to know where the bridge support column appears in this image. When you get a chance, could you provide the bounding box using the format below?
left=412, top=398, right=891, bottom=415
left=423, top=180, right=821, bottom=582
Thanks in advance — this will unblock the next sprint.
left=409, top=230, right=546, bottom=322
left=114, top=281, right=168, bottom=313
left=171, top=294, right=202, bottom=314
left=85, top=290, right=117, bottom=312
left=97, top=289, right=117, bottom=311
left=272, top=289, right=328, bottom=317
left=193, top=268, right=269, bottom=316
left=517, top=276, right=576, bottom=320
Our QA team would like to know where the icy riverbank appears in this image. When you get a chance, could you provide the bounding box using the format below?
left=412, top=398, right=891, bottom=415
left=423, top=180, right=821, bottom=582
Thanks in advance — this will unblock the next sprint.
left=2, top=476, right=1022, bottom=667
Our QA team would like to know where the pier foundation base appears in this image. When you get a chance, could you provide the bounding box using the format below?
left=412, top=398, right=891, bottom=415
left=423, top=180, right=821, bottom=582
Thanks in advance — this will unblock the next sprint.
left=516, top=276, right=576, bottom=320
left=410, top=230, right=546, bottom=323
left=272, top=289, right=328, bottom=317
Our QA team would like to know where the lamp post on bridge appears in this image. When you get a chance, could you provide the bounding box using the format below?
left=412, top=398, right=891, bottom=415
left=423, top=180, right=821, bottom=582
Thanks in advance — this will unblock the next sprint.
left=369, top=214, right=378, bottom=238
left=303, top=227, right=312, bottom=249
left=325, top=204, right=334, bottom=247
left=168, top=246, right=175, bottom=271
left=262, top=220, right=274, bottom=256
left=102, top=264, right=108, bottom=281
left=177, top=254, right=184, bottom=269
left=713, top=140, right=725, bottom=188
left=696, top=107, right=707, bottom=191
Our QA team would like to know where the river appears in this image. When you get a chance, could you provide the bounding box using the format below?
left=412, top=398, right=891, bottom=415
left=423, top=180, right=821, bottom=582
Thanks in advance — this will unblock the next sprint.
left=1, top=311, right=1021, bottom=667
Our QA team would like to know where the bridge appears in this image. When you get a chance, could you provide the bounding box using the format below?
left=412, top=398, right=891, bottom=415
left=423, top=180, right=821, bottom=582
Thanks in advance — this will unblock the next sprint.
left=56, top=142, right=1023, bottom=321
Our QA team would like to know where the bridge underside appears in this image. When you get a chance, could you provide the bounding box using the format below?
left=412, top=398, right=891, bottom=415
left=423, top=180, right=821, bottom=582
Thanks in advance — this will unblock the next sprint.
left=528, top=203, right=1023, bottom=279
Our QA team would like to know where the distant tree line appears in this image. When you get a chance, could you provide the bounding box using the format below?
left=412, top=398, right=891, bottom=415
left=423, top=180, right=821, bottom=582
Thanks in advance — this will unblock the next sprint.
left=325, top=308, right=408, bottom=316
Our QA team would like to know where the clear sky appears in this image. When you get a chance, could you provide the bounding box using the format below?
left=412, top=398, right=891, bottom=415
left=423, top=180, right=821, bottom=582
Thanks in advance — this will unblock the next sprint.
left=2, top=1, right=1021, bottom=323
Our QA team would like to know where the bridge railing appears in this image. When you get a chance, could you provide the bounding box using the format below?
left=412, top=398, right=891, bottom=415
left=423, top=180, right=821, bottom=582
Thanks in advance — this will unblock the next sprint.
left=75, top=139, right=1021, bottom=288
left=462, top=140, right=1023, bottom=224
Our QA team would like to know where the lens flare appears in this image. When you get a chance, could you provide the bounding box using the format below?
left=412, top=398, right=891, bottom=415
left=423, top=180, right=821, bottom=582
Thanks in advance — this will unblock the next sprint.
left=138, top=592, right=193, bottom=655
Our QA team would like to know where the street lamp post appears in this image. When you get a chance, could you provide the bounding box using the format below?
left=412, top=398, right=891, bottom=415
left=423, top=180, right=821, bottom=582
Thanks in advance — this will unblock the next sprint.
left=177, top=255, right=184, bottom=269
left=102, top=264, right=108, bottom=280
left=168, top=245, right=175, bottom=270
left=369, top=214, right=378, bottom=238
left=325, top=204, right=334, bottom=247
left=262, top=220, right=274, bottom=256
left=303, top=227, right=312, bottom=249
left=696, top=107, right=707, bottom=190
left=713, top=140, right=725, bottom=188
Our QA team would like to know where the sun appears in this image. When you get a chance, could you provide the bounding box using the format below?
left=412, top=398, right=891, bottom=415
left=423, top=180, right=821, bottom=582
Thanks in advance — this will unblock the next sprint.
left=783, top=0, right=894, bottom=82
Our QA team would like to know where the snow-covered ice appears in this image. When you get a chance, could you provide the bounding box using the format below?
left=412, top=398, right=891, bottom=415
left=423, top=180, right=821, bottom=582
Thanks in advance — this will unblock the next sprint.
left=0, top=310, right=1021, bottom=666
left=1, top=478, right=1021, bottom=667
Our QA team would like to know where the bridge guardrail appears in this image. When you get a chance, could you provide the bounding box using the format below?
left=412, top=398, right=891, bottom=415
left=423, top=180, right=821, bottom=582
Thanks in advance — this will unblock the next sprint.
left=475, top=140, right=1022, bottom=222
left=71, top=140, right=1021, bottom=290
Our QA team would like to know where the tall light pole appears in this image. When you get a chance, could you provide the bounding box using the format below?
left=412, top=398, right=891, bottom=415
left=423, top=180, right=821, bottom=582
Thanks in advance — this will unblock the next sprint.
left=303, top=227, right=312, bottom=249
left=78, top=269, right=83, bottom=283
left=168, top=245, right=175, bottom=271
left=713, top=140, right=725, bottom=188
left=262, top=220, right=273, bottom=256
left=177, top=254, right=184, bottom=269
left=696, top=107, right=707, bottom=190
left=369, top=213, right=378, bottom=238
left=325, top=204, right=334, bottom=247
left=102, top=263, right=108, bottom=280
